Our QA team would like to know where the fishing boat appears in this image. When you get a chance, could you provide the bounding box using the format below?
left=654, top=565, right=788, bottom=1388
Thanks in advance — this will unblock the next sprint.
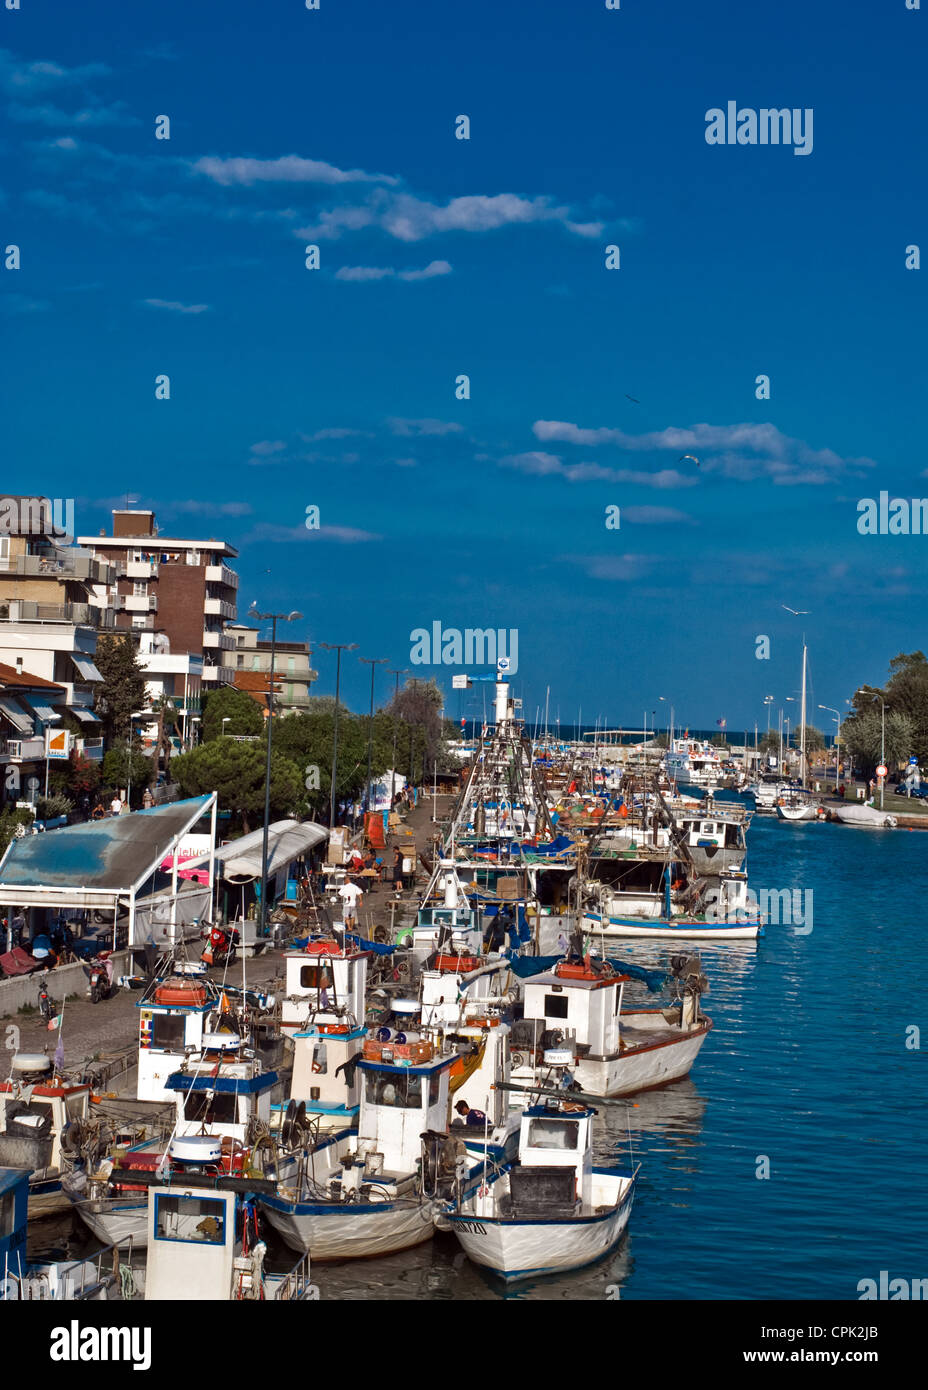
left=281, top=937, right=368, bottom=1131
left=260, top=1039, right=484, bottom=1259
left=510, top=952, right=711, bottom=1096
left=0, top=1055, right=92, bottom=1217
left=584, top=868, right=763, bottom=940
left=439, top=1055, right=638, bottom=1281
left=0, top=1165, right=122, bottom=1301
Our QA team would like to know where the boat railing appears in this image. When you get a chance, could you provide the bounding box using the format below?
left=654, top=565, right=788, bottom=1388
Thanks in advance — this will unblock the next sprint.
left=272, top=1248, right=313, bottom=1300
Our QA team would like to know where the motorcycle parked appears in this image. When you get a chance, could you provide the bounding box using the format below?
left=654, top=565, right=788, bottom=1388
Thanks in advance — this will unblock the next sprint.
left=83, top=950, right=117, bottom=1004
left=200, top=922, right=240, bottom=968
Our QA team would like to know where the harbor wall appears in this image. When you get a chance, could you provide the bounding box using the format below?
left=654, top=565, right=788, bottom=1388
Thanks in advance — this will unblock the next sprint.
left=0, top=951, right=131, bottom=1018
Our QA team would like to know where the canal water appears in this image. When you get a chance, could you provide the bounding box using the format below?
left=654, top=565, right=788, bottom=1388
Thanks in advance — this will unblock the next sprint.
left=33, top=817, right=927, bottom=1299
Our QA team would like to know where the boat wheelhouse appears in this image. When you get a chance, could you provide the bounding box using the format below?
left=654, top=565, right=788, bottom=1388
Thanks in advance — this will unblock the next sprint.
left=0, top=1056, right=92, bottom=1216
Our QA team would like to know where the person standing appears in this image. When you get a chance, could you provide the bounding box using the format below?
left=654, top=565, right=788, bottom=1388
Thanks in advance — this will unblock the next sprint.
left=110, top=794, right=123, bottom=817
left=392, top=846, right=404, bottom=893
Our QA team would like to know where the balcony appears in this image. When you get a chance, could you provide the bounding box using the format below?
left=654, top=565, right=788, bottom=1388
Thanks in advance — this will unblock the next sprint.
left=0, top=551, right=115, bottom=584
left=2, top=738, right=45, bottom=761
left=204, top=597, right=236, bottom=620
left=126, top=559, right=159, bottom=580
left=202, top=631, right=234, bottom=651
left=118, top=594, right=158, bottom=613
left=76, top=737, right=104, bottom=762
left=205, top=564, right=238, bottom=590
left=0, top=600, right=115, bottom=628
left=202, top=664, right=236, bottom=684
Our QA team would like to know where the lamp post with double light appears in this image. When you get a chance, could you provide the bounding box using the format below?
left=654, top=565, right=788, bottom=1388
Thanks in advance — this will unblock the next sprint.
left=319, top=641, right=358, bottom=829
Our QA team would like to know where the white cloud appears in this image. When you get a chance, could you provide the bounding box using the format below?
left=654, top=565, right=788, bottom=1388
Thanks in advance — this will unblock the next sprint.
left=8, top=101, right=138, bottom=128
left=387, top=418, right=465, bottom=437
left=249, top=440, right=287, bottom=456
left=246, top=522, right=382, bottom=544
left=192, top=154, right=398, bottom=187
left=299, top=190, right=604, bottom=243
left=335, top=258, right=452, bottom=282
left=532, top=419, right=876, bottom=485
left=142, top=298, right=210, bottom=314
left=500, top=451, right=696, bottom=490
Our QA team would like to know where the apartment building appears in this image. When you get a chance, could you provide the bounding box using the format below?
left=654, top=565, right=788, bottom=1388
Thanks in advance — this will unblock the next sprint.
left=78, top=509, right=239, bottom=690
left=0, top=498, right=112, bottom=730
left=227, top=623, right=317, bottom=714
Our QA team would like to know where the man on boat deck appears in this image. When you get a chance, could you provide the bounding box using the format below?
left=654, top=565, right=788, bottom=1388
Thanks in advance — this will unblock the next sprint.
left=454, top=1100, right=487, bottom=1127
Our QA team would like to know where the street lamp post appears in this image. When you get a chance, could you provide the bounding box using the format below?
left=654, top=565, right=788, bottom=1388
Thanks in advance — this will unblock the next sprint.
left=388, top=669, right=410, bottom=805
left=250, top=606, right=303, bottom=937
left=880, top=700, right=886, bottom=810
left=818, top=705, right=840, bottom=789
left=319, top=641, right=358, bottom=829
left=221, top=717, right=231, bottom=738
left=359, top=656, right=388, bottom=822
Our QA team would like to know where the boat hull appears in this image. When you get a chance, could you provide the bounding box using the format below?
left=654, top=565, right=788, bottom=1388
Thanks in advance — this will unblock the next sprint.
left=584, top=912, right=761, bottom=940
left=260, top=1193, right=439, bottom=1259
left=574, top=1019, right=710, bottom=1095
left=447, top=1169, right=635, bottom=1281
left=69, top=1193, right=149, bottom=1247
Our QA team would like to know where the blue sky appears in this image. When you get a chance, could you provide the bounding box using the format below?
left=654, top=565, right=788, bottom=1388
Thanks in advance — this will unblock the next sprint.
left=3, top=0, right=926, bottom=732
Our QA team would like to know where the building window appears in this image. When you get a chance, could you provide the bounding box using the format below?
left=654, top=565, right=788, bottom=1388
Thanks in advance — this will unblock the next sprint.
left=251, top=656, right=261, bottom=671
left=287, top=657, right=296, bottom=675
left=236, top=655, right=244, bottom=668
left=133, top=581, right=146, bottom=596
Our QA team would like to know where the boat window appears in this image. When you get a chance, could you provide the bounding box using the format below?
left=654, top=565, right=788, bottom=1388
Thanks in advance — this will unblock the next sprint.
left=299, top=965, right=333, bottom=990
left=526, top=1118, right=580, bottom=1150
left=428, top=1073, right=442, bottom=1106
left=65, top=1095, right=86, bottom=1117
left=365, top=1073, right=424, bottom=1108
left=183, top=1090, right=239, bottom=1125
left=154, top=1193, right=225, bottom=1245
left=150, top=1013, right=187, bottom=1051
left=544, top=994, right=569, bottom=1019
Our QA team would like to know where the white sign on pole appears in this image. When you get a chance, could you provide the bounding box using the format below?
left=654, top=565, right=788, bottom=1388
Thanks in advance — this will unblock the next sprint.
left=45, top=728, right=70, bottom=760
left=451, top=674, right=470, bottom=689
left=876, top=764, right=887, bottom=778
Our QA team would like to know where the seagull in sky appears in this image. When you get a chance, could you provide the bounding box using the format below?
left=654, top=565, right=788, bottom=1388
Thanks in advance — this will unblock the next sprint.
left=678, top=454, right=700, bottom=467
left=781, top=605, right=809, bottom=615
left=625, top=394, right=640, bottom=403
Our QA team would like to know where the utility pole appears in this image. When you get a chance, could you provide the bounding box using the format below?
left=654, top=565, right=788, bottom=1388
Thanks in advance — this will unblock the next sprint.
left=387, top=668, right=409, bottom=806
left=359, top=656, right=388, bottom=822
left=319, top=640, right=358, bottom=828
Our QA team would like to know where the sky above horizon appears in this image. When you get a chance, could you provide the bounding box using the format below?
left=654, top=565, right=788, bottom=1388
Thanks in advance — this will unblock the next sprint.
left=3, top=1, right=926, bottom=732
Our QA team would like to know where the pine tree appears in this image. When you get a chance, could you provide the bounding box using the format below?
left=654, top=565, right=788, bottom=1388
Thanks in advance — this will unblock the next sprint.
left=93, top=634, right=147, bottom=745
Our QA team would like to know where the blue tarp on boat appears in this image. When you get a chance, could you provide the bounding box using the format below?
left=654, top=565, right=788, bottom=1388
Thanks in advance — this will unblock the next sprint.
left=506, top=954, right=667, bottom=992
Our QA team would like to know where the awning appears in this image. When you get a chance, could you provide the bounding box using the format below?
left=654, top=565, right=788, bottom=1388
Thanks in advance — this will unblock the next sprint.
left=24, top=701, right=58, bottom=722
left=72, top=707, right=100, bottom=723
left=71, top=655, right=103, bottom=682
left=167, top=1071, right=280, bottom=1096
left=0, top=697, right=34, bottom=734
left=183, top=819, right=328, bottom=881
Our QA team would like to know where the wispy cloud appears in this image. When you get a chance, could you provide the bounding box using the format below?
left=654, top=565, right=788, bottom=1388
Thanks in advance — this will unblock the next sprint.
left=0, top=293, right=51, bottom=315
left=168, top=500, right=253, bottom=517
left=8, top=100, right=139, bottom=128
left=142, top=298, right=210, bottom=314
left=299, top=189, right=603, bottom=242
left=304, top=428, right=373, bottom=441
left=245, top=522, right=382, bottom=544
left=192, top=154, right=398, bottom=187
left=249, top=440, right=287, bottom=456
left=335, top=259, right=452, bottom=282
left=387, top=417, right=464, bottom=437
left=533, top=420, right=876, bottom=485
left=0, top=49, right=111, bottom=94
left=500, top=451, right=696, bottom=490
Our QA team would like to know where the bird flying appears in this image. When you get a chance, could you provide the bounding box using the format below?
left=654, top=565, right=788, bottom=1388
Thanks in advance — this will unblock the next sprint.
left=678, top=454, right=700, bottom=467
left=781, top=605, right=810, bottom=615
left=625, top=395, right=640, bottom=404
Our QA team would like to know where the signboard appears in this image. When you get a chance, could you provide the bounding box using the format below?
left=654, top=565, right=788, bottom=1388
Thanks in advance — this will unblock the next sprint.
left=909, top=756, right=919, bottom=765
left=44, top=728, right=70, bottom=760
left=451, top=674, right=470, bottom=689
left=876, top=764, right=887, bottom=778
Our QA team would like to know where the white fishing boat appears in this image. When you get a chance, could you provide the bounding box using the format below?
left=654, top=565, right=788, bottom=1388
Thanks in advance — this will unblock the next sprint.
left=440, top=1058, right=638, bottom=1282
left=585, top=869, right=763, bottom=940
left=663, top=738, right=727, bottom=791
left=260, top=1040, right=484, bottom=1260
left=511, top=953, right=711, bottom=1097
left=833, top=802, right=898, bottom=829
left=281, top=937, right=368, bottom=1131
left=0, top=1056, right=92, bottom=1217
left=1, top=1165, right=123, bottom=1301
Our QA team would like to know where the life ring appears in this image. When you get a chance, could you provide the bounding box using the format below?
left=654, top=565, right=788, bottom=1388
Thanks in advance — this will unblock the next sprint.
left=312, top=1061, right=323, bottom=1074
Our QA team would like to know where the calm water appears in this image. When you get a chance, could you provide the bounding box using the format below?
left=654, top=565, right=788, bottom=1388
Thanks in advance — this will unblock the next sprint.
left=36, top=818, right=927, bottom=1299
left=314, top=817, right=928, bottom=1300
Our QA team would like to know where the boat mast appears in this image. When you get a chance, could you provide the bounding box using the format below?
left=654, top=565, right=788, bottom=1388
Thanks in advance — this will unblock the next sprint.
left=800, top=641, right=807, bottom=787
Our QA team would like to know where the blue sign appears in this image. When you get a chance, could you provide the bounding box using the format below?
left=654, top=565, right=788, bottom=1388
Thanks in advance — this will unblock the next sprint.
left=909, top=756, right=919, bottom=765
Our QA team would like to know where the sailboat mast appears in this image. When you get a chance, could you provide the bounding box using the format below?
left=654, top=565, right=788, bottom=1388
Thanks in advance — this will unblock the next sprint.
left=800, top=641, right=807, bottom=786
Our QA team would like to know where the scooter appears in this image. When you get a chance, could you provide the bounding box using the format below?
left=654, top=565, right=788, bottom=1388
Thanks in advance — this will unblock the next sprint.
left=201, top=922, right=240, bottom=968
left=83, top=950, right=117, bottom=1004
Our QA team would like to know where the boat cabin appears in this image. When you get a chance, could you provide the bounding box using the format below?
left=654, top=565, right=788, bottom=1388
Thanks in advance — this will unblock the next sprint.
left=510, top=1101, right=595, bottom=1215
left=522, top=964, right=626, bottom=1059
left=167, top=1051, right=278, bottom=1144
left=354, top=1048, right=455, bottom=1178
left=0, top=1059, right=91, bottom=1180
left=282, top=940, right=367, bottom=1036
left=0, top=1166, right=28, bottom=1280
